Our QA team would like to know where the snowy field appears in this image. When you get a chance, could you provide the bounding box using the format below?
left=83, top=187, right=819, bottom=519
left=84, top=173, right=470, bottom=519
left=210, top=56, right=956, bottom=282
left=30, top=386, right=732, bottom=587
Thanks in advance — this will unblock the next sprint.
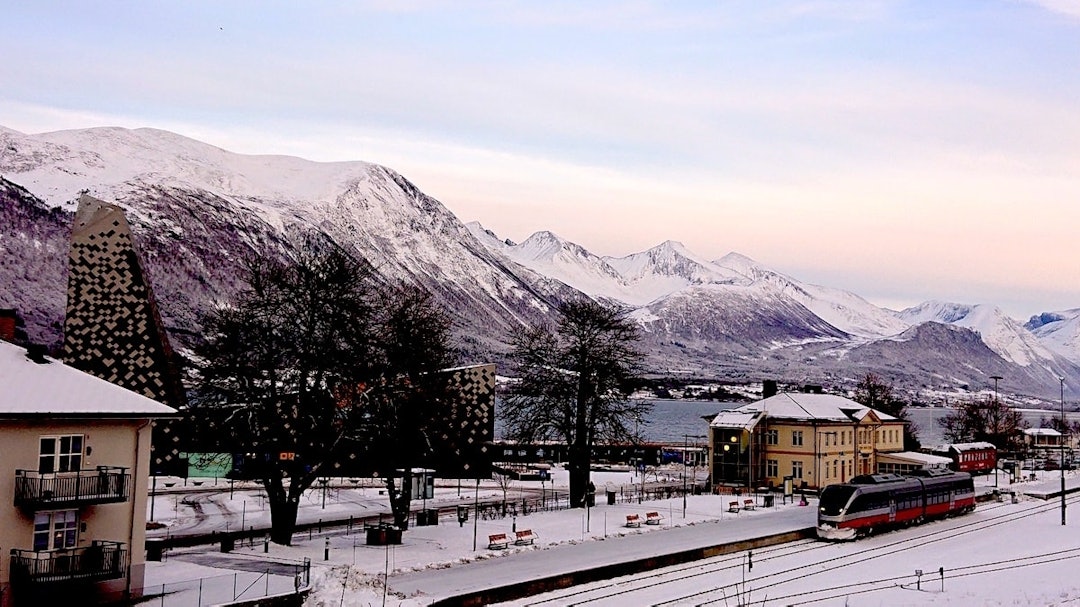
left=144, top=466, right=1080, bottom=606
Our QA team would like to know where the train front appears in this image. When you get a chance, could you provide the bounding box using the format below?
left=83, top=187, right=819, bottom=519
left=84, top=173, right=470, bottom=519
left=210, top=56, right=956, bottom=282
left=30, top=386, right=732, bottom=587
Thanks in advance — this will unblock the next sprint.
left=817, top=483, right=859, bottom=540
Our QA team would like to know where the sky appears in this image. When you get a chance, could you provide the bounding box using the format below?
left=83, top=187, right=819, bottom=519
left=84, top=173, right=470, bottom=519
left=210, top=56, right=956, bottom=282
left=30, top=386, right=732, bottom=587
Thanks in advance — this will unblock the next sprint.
left=2, top=1, right=1078, bottom=319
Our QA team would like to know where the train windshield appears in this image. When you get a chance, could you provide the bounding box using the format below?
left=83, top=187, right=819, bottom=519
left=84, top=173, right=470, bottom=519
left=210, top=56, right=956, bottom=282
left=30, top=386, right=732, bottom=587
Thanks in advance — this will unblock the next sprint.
left=819, top=485, right=858, bottom=516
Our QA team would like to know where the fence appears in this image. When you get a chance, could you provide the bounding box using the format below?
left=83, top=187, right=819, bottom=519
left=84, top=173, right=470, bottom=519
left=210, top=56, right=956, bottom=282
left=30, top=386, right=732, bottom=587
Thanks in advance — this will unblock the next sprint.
left=117, top=558, right=310, bottom=607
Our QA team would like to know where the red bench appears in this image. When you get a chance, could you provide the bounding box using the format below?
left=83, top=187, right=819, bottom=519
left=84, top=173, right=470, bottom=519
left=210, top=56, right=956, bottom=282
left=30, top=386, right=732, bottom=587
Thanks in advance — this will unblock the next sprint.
left=487, top=533, right=509, bottom=549
left=743, top=499, right=756, bottom=511
left=645, top=511, right=662, bottom=525
left=514, top=529, right=538, bottom=545
left=626, top=514, right=642, bottom=528
left=729, top=501, right=741, bottom=513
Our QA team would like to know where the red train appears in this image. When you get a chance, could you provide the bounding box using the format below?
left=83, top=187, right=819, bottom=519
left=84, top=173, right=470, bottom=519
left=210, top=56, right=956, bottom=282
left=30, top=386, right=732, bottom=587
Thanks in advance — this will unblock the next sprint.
left=932, top=442, right=997, bottom=474
left=817, top=469, right=976, bottom=540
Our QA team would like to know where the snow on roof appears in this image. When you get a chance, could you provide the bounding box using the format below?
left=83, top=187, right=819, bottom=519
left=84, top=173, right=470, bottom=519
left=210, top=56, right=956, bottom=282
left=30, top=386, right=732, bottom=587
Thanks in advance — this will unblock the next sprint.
left=724, top=392, right=898, bottom=423
left=708, top=410, right=763, bottom=430
left=930, top=442, right=997, bottom=452
left=1024, top=428, right=1062, bottom=436
left=877, top=451, right=953, bottom=466
left=0, top=341, right=178, bottom=418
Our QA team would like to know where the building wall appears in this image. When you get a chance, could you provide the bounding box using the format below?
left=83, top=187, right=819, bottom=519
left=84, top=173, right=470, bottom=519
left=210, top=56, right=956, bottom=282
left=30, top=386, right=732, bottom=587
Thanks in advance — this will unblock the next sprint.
left=712, top=419, right=906, bottom=491
left=0, top=418, right=150, bottom=602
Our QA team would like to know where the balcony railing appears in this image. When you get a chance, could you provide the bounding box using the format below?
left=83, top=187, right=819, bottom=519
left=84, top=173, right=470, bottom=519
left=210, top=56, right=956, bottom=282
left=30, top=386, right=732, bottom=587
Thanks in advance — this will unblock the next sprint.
left=9, top=541, right=127, bottom=585
left=14, top=467, right=130, bottom=510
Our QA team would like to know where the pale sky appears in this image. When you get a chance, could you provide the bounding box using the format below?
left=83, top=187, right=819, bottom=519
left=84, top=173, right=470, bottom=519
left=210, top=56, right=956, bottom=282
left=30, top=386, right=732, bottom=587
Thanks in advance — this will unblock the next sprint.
left=2, top=1, right=1078, bottom=319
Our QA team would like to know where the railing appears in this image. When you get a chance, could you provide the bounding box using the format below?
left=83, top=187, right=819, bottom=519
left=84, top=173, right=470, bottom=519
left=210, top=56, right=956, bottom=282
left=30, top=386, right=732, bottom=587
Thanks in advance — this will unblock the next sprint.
left=9, top=541, right=126, bottom=585
left=14, top=466, right=130, bottom=510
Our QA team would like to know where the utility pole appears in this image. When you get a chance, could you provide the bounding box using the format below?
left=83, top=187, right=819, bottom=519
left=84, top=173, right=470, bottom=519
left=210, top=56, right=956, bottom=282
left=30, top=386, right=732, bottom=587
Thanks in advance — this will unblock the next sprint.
left=1061, top=377, right=1067, bottom=526
left=991, top=375, right=1003, bottom=488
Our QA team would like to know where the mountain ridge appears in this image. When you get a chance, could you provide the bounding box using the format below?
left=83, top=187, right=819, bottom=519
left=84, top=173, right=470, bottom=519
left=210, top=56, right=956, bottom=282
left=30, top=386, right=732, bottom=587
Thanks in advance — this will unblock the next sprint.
left=2, top=124, right=1078, bottom=400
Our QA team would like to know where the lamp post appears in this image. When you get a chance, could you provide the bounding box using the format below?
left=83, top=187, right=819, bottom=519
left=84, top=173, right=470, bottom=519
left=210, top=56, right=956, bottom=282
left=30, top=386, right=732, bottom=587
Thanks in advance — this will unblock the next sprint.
left=1061, top=377, right=1067, bottom=526
left=991, top=375, right=1003, bottom=488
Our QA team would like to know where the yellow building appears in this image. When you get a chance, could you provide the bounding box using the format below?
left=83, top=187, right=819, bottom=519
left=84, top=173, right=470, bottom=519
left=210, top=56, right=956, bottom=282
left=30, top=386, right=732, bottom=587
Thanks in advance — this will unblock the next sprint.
left=0, top=341, right=175, bottom=606
left=708, top=392, right=906, bottom=491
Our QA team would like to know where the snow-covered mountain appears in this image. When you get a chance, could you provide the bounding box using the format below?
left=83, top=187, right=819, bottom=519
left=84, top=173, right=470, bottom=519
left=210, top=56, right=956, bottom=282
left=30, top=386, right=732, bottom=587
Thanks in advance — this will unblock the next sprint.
left=2, top=124, right=1078, bottom=400
left=0, top=126, right=578, bottom=360
left=1026, top=309, right=1080, bottom=366
left=469, top=226, right=1080, bottom=398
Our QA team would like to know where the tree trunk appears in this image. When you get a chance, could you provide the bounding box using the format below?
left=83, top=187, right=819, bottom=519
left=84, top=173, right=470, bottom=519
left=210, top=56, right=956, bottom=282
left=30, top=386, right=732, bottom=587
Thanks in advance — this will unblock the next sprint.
left=268, top=497, right=300, bottom=545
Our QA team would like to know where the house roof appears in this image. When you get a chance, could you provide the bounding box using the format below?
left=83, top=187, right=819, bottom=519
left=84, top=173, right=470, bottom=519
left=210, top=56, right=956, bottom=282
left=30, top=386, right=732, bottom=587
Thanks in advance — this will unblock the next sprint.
left=710, top=392, right=898, bottom=428
left=877, top=451, right=953, bottom=467
left=708, top=410, right=764, bottom=431
left=0, top=341, right=178, bottom=418
left=928, top=442, right=997, bottom=452
left=1024, top=428, right=1062, bottom=437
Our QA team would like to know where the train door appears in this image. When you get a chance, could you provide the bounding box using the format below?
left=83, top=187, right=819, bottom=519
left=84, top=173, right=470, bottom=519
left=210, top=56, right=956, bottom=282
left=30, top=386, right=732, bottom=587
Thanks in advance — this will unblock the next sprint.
left=948, top=488, right=956, bottom=512
left=889, top=498, right=897, bottom=523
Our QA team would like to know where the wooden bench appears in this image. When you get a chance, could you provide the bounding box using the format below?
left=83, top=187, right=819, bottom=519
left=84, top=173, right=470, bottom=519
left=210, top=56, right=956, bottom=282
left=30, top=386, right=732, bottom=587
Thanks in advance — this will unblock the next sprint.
left=645, top=511, right=662, bottom=525
left=487, top=533, right=510, bottom=549
left=625, top=514, right=642, bottom=528
left=743, top=499, right=756, bottom=511
left=514, top=529, right=538, bottom=545
left=728, top=501, right=741, bottom=513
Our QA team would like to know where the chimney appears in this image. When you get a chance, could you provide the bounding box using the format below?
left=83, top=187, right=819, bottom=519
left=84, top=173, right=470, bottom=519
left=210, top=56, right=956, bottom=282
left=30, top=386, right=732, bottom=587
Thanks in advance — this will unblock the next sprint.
left=0, top=309, right=18, bottom=343
left=762, top=379, right=778, bottom=399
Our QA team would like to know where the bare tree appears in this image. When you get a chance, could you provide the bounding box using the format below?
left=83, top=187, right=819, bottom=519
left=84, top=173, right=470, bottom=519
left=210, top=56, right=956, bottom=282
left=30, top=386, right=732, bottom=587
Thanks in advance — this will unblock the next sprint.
left=939, top=395, right=1027, bottom=450
left=853, top=373, right=921, bottom=450
left=194, top=251, right=454, bottom=542
left=502, top=299, right=649, bottom=507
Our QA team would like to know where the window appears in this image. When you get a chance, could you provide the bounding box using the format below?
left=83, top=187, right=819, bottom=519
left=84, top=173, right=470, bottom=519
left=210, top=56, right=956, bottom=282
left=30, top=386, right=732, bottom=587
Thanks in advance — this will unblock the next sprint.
left=792, top=461, right=804, bottom=479
left=764, top=429, right=778, bottom=445
left=792, top=431, right=804, bottom=447
left=39, top=435, right=83, bottom=474
left=767, top=459, right=778, bottom=478
left=832, top=460, right=838, bottom=478
left=33, top=510, right=78, bottom=551
left=841, top=431, right=846, bottom=446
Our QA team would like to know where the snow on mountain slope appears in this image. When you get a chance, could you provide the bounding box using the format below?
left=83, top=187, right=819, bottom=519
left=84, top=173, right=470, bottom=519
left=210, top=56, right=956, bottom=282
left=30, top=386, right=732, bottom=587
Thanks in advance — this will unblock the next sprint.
left=636, top=282, right=848, bottom=352
left=465, top=223, right=636, bottom=303
left=0, top=125, right=574, bottom=356
left=898, top=301, right=1056, bottom=367
left=1026, top=309, right=1080, bottom=365
left=712, top=253, right=910, bottom=339
left=603, top=241, right=742, bottom=303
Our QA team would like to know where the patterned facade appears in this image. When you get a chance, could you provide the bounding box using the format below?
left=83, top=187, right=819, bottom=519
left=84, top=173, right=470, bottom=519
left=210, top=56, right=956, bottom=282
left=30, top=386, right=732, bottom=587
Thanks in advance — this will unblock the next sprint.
left=62, top=195, right=186, bottom=473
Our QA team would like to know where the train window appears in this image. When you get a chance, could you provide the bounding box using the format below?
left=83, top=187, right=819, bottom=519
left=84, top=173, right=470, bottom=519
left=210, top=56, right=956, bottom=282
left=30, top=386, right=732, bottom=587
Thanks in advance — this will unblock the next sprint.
left=820, top=485, right=858, bottom=515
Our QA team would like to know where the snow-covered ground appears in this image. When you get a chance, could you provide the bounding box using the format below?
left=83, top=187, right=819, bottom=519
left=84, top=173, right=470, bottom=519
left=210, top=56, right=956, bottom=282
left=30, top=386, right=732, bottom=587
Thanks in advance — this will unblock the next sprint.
left=145, top=466, right=1080, bottom=606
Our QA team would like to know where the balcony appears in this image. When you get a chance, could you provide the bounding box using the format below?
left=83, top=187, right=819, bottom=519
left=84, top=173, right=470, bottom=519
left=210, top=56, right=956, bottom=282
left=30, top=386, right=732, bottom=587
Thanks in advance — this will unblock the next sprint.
left=14, top=467, right=130, bottom=510
left=9, top=541, right=127, bottom=585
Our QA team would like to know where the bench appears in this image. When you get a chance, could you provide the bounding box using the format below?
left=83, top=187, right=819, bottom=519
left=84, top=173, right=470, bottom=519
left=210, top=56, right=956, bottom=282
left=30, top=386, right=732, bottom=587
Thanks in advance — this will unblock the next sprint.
left=514, top=529, right=538, bottom=545
left=626, top=514, right=642, bottom=528
left=728, top=501, right=741, bottom=513
left=645, top=511, right=662, bottom=525
left=487, top=533, right=510, bottom=550
left=743, top=499, right=756, bottom=511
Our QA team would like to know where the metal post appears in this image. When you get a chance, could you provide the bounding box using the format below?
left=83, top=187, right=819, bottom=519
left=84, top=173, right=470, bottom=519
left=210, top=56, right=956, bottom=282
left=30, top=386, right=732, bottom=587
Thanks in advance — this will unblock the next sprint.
left=1062, top=378, right=1067, bottom=526
left=472, top=478, right=479, bottom=551
left=149, top=475, right=156, bottom=521
left=992, top=375, right=1003, bottom=487
left=682, top=434, right=688, bottom=518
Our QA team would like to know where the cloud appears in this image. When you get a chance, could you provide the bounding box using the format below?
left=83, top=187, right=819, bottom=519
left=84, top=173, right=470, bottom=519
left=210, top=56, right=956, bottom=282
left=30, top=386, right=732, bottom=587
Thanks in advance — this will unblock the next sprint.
left=1021, top=0, right=1080, bottom=20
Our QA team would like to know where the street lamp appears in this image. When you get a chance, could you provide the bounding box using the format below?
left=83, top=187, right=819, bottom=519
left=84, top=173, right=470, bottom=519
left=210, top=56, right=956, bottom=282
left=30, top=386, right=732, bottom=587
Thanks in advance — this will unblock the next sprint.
left=683, top=434, right=706, bottom=518
left=1061, top=377, right=1067, bottom=526
left=991, top=375, right=1003, bottom=488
